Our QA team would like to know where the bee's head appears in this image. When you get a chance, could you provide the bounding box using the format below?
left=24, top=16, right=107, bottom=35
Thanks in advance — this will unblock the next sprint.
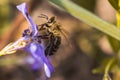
left=48, top=16, right=56, bottom=23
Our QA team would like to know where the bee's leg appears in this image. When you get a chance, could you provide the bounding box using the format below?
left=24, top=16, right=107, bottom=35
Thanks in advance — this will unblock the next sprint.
left=53, top=36, right=61, bottom=51
left=38, top=34, right=49, bottom=39
left=47, top=36, right=61, bottom=56
left=45, top=43, right=53, bottom=56
left=38, top=24, right=46, bottom=31
left=45, top=33, right=55, bottom=56
left=45, top=44, right=54, bottom=56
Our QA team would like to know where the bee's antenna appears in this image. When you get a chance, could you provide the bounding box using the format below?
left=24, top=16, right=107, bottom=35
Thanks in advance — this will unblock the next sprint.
left=38, top=14, right=48, bottom=20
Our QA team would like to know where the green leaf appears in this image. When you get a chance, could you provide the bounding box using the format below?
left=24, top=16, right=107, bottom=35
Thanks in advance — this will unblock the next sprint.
left=107, top=0, right=120, bottom=53
left=108, top=0, right=119, bottom=11
left=48, top=0, right=120, bottom=41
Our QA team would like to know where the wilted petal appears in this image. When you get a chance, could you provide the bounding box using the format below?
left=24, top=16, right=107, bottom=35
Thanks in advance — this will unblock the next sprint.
left=0, top=37, right=27, bottom=56
left=16, top=3, right=38, bottom=36
left=9, top=37, right=27, bottom=50
left=25, top=42, right=54, bottom=78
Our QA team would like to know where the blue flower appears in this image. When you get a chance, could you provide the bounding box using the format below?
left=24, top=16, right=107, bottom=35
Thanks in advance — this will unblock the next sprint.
left=16, top=3, right=54, bottom=78
left=25, top=42, right=54, bottom=78
left=16, top=2, right=38, bottom=36
left=0, top=2, right=54, bottom=78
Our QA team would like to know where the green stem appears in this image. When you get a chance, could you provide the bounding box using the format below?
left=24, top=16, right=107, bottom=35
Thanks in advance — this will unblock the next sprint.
left=103, top=58, right=115, bottom=80
left=105, top=58, right=115, bottom=74
left=48, top=0, right=120, bottom=41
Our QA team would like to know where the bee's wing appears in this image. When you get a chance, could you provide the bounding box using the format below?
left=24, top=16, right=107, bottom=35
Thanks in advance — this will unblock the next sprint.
left=59, top=28, right=73, bottom=48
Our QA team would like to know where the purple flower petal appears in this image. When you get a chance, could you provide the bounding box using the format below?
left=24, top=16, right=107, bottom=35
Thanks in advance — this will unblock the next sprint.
left=16, top=3, right=38, bottom=36
left=16, top=2, right=54, bottom=78
left=25, top=42, right=54, bottom=78
left=44, top=63, right=52, bottom=78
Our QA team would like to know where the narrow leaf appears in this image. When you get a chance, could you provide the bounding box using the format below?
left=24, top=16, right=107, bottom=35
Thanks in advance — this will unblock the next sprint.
left=48, top=0, right=120, bottom=41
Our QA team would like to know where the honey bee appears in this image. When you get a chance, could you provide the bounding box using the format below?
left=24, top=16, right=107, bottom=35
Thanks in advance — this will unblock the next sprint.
left=38, top=14, right=71, bottom=56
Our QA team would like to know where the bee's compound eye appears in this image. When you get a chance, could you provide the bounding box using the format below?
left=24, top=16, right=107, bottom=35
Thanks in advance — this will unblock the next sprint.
left=48, top=17, right=55, bottom=23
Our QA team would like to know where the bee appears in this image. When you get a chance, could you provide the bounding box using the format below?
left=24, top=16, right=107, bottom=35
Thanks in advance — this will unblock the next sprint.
left=38, top=14, right=71, bottom=56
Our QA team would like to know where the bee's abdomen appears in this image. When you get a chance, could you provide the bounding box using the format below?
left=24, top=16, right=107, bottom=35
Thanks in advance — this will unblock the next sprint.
left=45, top=36, right=61, bottom=56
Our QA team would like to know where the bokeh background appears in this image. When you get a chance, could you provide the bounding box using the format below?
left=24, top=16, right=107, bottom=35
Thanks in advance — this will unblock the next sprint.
left=0, top=0, right=117, bottom=80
